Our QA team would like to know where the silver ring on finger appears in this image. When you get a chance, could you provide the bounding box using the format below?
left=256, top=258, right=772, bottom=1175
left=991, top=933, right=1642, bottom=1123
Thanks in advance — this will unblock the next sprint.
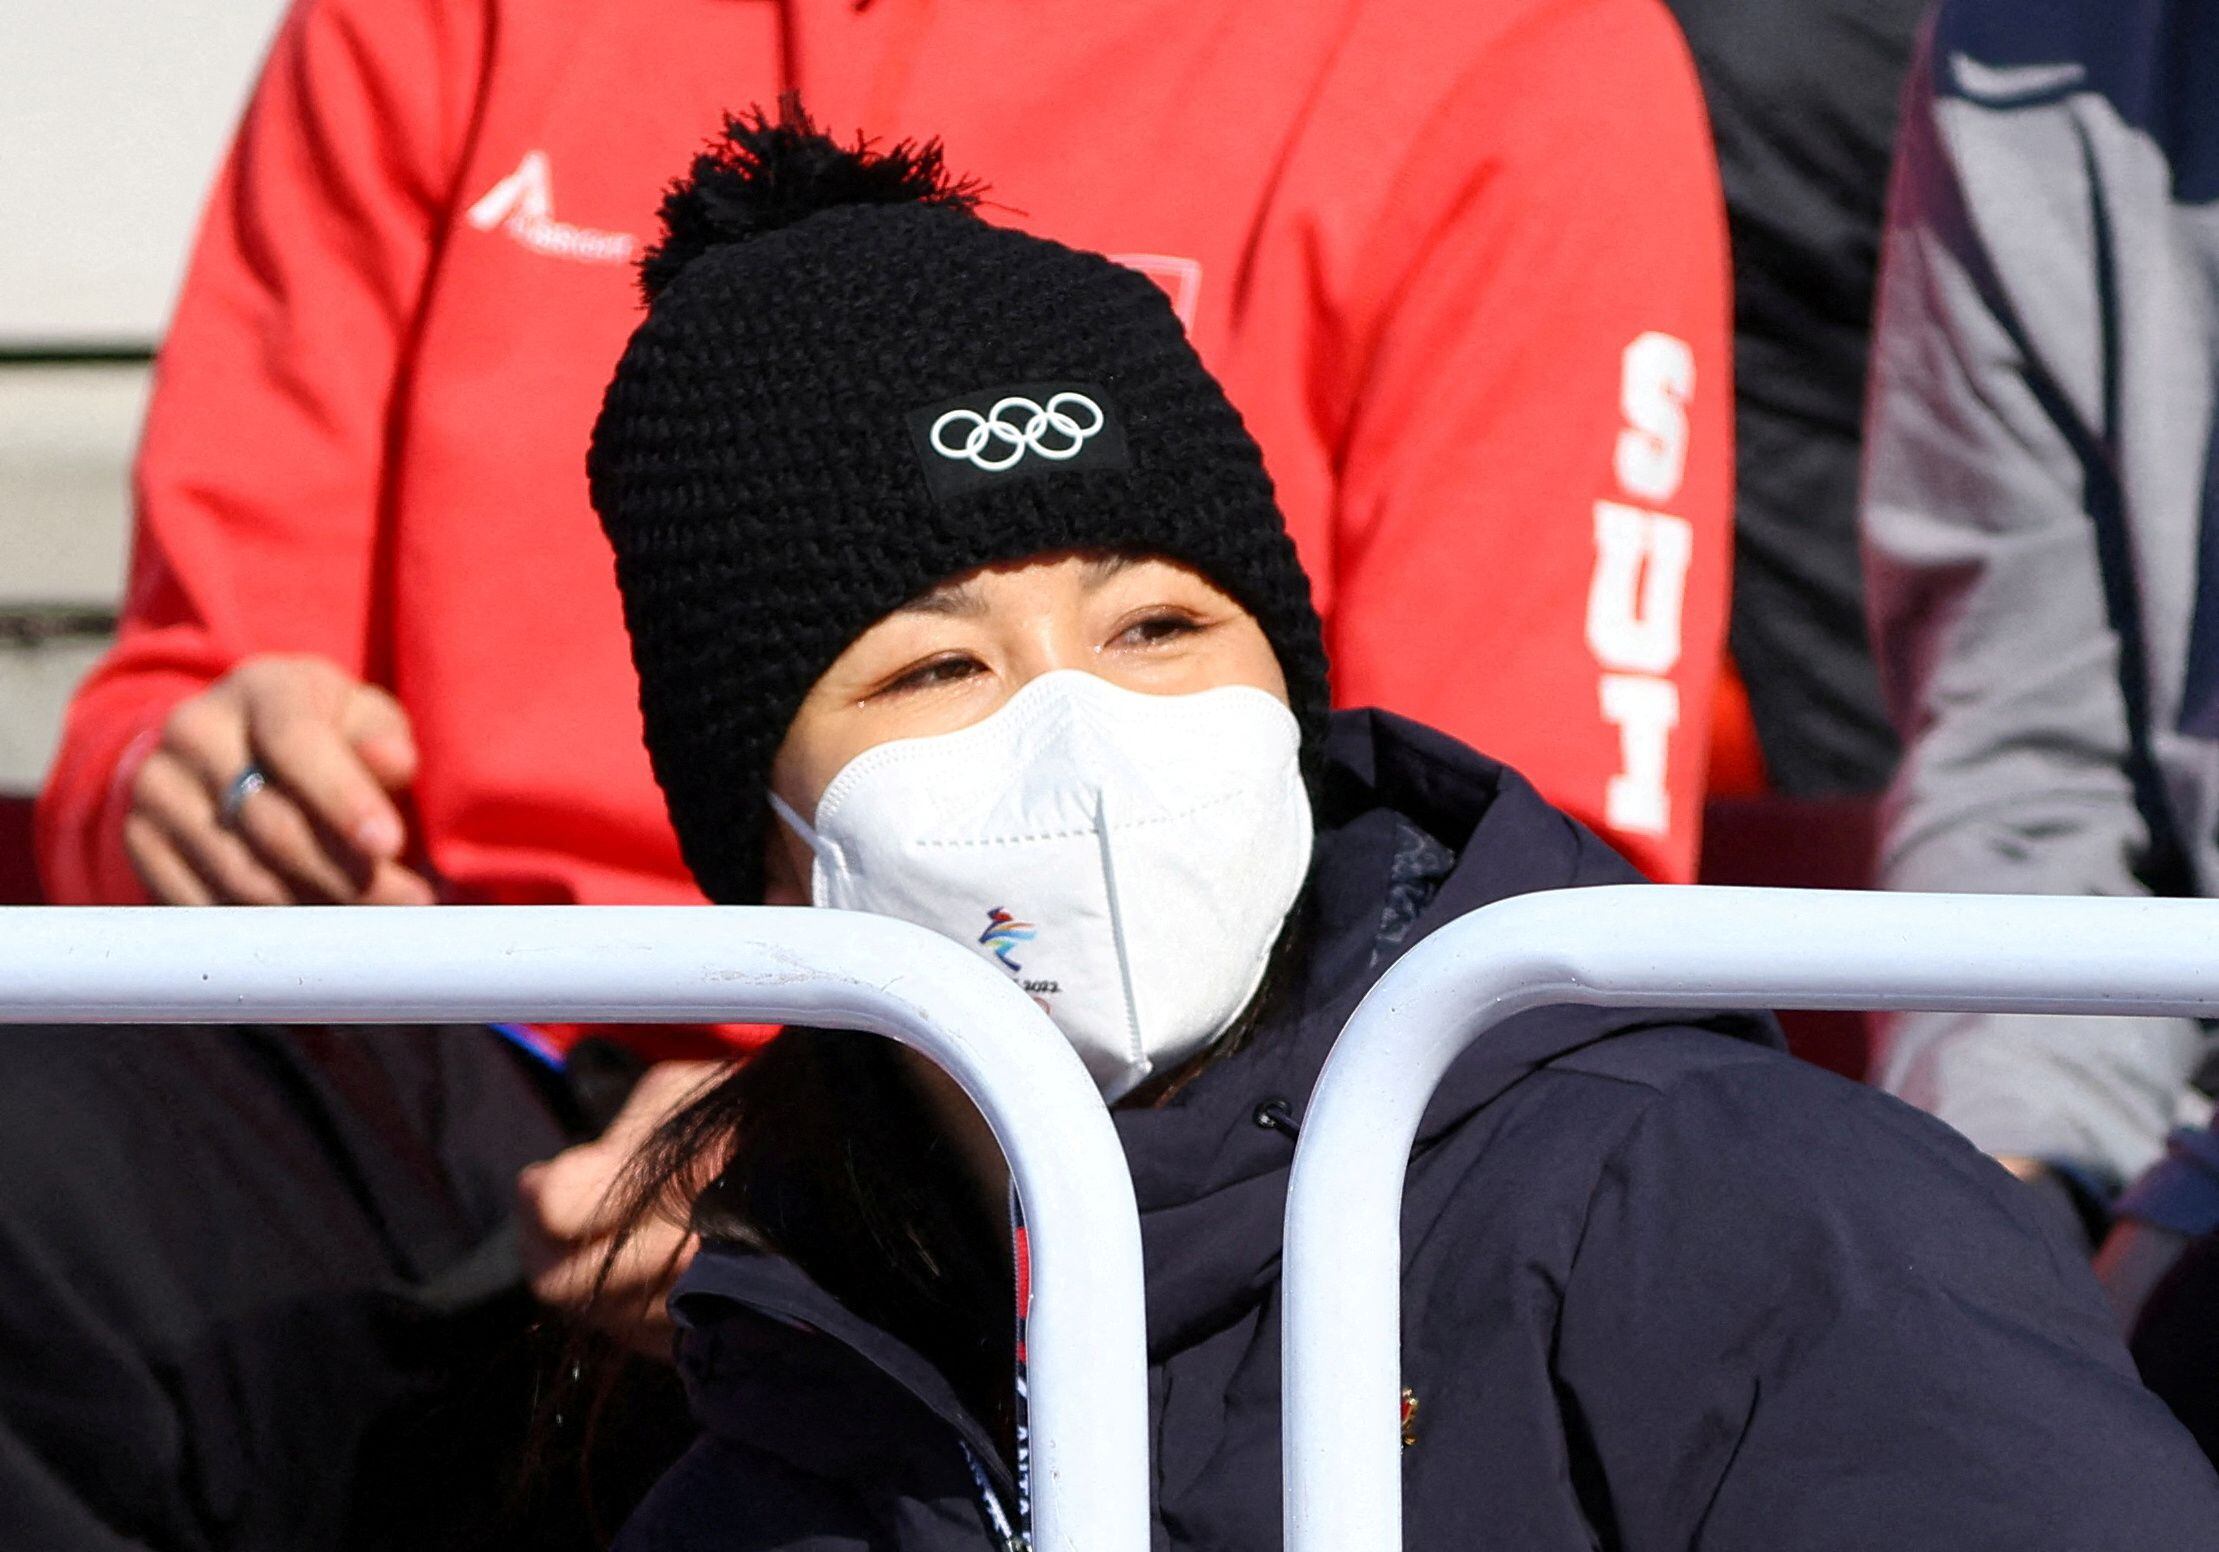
left=218, top=763, right=268, bottom=829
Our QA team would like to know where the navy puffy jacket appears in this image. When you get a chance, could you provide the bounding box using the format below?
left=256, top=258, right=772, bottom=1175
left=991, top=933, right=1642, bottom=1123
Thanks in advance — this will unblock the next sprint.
left=623, top=712, right=2219, bottom=1551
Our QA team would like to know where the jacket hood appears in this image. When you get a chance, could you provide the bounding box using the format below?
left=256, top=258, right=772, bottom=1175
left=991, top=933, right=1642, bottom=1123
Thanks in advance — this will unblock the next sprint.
left=669, top=709, right=1779, bottom=1438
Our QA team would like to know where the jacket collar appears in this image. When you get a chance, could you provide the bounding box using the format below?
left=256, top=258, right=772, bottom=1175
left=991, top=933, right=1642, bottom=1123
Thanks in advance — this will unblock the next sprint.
left=671, top=1246, right=1020, bottom=1503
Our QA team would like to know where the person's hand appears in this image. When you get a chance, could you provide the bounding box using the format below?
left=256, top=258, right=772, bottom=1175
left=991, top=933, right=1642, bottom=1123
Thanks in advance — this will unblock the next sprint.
left=517, top=1059, right=726, bottom=1357
left=124, top=653, right=435, bottom=906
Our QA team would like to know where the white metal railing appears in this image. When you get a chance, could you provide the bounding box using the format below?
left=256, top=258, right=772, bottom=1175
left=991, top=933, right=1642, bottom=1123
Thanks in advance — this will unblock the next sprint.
left=18, top=888, right=2204, bottom=1552
left=0, top=905, right=1148, bottom=1552
left=1282, top=884, right=2219, bottom=1552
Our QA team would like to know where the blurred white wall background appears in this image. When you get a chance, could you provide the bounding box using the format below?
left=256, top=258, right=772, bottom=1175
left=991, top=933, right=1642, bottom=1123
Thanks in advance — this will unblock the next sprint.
left=0, top=0, right=287, bottom=791
left=2, top=0, right=288, bottom=344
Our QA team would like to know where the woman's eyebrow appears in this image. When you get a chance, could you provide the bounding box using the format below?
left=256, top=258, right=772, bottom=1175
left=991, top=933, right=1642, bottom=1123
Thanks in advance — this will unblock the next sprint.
left=898, top=582, right=987, bottom=618
left=1082, top=553, right=1143, bottom=587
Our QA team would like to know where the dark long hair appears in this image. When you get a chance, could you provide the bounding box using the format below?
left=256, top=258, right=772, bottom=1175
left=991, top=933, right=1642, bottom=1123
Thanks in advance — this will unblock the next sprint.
left=643, top=1027, right=1019, bottom=1431
left=600, top=884, right=1317, bottom=1449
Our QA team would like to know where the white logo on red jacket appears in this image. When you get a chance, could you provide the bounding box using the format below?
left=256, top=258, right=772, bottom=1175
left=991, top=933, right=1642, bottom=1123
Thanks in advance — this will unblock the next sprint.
left=1108, top=253, right=1201, bottom=328
left=465, top=151, right=637, bottom=266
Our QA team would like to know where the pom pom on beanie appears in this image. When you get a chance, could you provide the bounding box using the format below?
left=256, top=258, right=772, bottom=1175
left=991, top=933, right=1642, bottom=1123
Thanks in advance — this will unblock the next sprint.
left=638, top=99, right=987, bottom=303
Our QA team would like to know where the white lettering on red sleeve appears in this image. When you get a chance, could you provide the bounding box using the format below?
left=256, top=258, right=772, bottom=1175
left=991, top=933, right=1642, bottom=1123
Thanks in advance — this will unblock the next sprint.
left=1599, top=675, right=1680, bottom=835
left=1586, top=501, right=1693, bottom=677
left=1613, top=332, right=1696, bottom=503
left=1589, top=334, right=1697, bottom=840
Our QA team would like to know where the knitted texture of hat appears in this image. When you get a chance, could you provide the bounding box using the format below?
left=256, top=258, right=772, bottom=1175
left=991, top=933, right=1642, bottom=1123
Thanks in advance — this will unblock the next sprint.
left=589, top=106, right=1330, bottom=904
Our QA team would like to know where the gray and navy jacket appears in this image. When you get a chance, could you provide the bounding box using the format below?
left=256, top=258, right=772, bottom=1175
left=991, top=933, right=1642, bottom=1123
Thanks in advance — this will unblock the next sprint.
left=619, top=713, right=2219, bottom=1552
left=1864, top=0, right=2219, bottom=1184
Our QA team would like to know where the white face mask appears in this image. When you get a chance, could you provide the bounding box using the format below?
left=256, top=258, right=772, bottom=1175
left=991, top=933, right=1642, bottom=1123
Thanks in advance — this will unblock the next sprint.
left=770, top=670, right=1314, bottom=1100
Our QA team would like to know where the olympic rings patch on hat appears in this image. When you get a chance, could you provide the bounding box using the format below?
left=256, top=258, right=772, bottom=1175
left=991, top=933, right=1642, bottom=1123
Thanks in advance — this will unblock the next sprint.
left=929, top=392, right=1106, bottom=471
left=908, top=381, right=1130, bottom=501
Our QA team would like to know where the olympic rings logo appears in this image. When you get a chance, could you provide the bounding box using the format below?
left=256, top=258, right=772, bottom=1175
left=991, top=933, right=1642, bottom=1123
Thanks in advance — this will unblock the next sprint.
left=928, top=392, right=1106, bottom=472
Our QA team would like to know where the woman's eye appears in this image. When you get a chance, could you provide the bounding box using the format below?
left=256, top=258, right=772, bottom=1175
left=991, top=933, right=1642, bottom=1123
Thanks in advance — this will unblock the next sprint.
left=1115, top=611, right=1205, bottom=648
left=881, top=655, right=985, bottom=696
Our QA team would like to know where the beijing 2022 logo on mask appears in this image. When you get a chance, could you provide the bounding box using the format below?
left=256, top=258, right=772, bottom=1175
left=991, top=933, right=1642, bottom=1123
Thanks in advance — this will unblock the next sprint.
left=980, top=907, right=1060, bottom=1001
left=979, top=907, right=1036, bottom=972
left=909, top=381, right=1129, bottom=502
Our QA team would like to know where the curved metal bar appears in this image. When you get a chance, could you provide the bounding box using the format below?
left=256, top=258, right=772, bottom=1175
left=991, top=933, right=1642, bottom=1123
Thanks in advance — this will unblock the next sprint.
left=1283, top=885, right=2219, bottom=1552
left=0, top=904, right=1148, bottom=1552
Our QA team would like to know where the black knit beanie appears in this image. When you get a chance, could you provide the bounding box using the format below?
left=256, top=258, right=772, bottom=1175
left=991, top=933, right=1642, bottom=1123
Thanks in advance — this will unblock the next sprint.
left=589, top=103, right=1330, bottom=905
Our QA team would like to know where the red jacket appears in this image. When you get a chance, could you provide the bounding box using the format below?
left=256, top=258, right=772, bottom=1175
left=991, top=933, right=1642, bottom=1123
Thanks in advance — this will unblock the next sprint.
left=40, top=0, right=1731, bottom=948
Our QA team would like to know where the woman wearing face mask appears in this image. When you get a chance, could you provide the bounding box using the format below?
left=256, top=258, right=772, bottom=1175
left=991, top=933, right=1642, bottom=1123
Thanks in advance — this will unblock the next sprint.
left=584, top=108, right=2219, bottom=1552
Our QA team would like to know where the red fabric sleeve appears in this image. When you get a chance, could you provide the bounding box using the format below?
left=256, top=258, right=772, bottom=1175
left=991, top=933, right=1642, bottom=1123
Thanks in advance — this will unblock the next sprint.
left=1324, top=0, right=1733, bottom=881
left=34, top=0, right=485, bottom=904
